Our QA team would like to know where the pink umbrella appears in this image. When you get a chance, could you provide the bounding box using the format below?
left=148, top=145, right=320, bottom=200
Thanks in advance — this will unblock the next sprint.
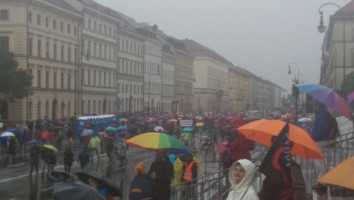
left=348, top=91, right=354, bottom=104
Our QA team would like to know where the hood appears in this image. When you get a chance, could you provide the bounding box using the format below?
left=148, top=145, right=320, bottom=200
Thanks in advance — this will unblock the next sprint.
left=231, top=116, right=244, bottom=131
left=134, top=162, right=145, bottom=175
left=228, top=159, right=256, bottom=191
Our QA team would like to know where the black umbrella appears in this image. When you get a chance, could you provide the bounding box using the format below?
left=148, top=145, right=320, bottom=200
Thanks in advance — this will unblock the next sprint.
left=75, top=170, right=122, bottom=197
left=48, top=171, right=73, bottom=182
left=53, top=182, right=105, bottom=200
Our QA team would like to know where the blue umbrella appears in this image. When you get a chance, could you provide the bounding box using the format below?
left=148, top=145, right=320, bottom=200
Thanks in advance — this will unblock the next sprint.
left=106, top=126, right=116, bottom=132
left=117, top=126, right=127, bottom=130
left=6, top=128, right=16, bottom=133
left=26, top=139, right=40, bottom=145
left=82, top=129, right=95, bottom=136
left=183, top=127, right=193, bottom=132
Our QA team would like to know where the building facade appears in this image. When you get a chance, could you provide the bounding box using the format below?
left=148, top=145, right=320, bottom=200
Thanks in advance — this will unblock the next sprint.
left=229, top=66, right=249, bottom=112
left=166, top=38, right=194, bottom=112
left=0, top=0, right=82, bottom=122
left=161, top=44, right=175, bottom=112
left=321, top=1, right=354, bottom=90
left=183, top=39, right=229, bottom=112
left=71, top=0, right=119, bottom=115
left=116, top=18, right=144, bottom=113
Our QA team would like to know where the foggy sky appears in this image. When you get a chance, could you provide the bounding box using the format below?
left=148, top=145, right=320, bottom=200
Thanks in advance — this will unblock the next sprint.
left=95, top=0, right=350, bottom=93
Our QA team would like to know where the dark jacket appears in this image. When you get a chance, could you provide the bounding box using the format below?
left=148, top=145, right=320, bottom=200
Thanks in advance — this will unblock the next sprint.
left=147, top=156, right=174, bottom=200
left=63, top=149, right=74, bottom=166
left=310, top=106, right=330, bottom=142
left=30, top=145, right=40, bottom=163
left=77, top=150, right=90, bottom=165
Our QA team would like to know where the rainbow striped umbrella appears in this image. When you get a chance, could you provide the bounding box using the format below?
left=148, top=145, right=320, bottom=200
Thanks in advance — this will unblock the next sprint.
left=125, top=132, right=191, bottom=154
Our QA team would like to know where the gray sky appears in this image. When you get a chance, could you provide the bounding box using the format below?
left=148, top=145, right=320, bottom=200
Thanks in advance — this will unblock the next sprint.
left=96, top=0, right=350, bottom=93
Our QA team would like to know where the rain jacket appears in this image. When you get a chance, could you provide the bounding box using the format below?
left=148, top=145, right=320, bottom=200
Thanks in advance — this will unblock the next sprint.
left=310, top=106, right=330, bottom=142
left=88, top=136, right=100, bottom=148
left=129, top=162, right=151, bottom=200
left=172, top=157, right=184, bottom=190
left=226, top=159, right=259, bottom=200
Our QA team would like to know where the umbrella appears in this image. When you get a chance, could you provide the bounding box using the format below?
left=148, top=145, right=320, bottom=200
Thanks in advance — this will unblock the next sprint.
left=125, top=132, right=191, bottom=154
left=318, top=156, right=354, bottom=190
left=154, top=126, right=164, bottom=132
left=183, top=127, right=193, bottom=132
left=296, top=83, right=353, bottom=121
left=105, top=126, right=116, bottom=132
left=82, top=129, right=95, bottom=136
left=119, top=118, right=127, bottom=122
left=48, top=171, right=73, bottom=182
left=348, top=91, right=354, bottom=104
left=76, top=170, right=121, bottom=197
left=26, top=140, right=40, bottom=145
left=237, top=119, right=324, bottom=159
left=117, top=126, right=127, bottom=130
left=43, top=144, right=58, bottom=152
left=196, top=123, right=204, bottom=127
left=0, top=132, right=15, bottom=137
left=53, top=182, right=105, bottom=200
left=216, top=141, right=228, bottom=154
left=170, top=119, right=177, bottom=122
left=6, top=128, right=16, bottom=133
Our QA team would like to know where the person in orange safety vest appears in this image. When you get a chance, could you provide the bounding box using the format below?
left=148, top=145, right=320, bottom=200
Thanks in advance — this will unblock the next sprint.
left=182, top=153, right=198, bottom=199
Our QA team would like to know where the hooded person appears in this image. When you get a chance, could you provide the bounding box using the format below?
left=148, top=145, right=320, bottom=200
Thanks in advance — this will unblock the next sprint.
left=226, top=159, right=259, bottom=200
left=171, top=156, right=185, bottom=190
left=129, top=162, right=151, bottom=200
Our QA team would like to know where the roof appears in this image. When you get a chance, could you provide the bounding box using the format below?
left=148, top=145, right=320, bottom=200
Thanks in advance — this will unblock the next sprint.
left=45, top=0, right=80, bottom=14
left=336, top=0, right=354, bottom=15
left=183, top=39, right=229, bottom=63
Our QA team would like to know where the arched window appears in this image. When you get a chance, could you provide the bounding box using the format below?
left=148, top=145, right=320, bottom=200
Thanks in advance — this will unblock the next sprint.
left=46, top=101, right=49, bottom=117
left=0, top=101, right=8, bottom=120
left=61, top=102, right=65, bottom=118
left=28, top=101, right=32, bottom=120
left=37, top=101, right=41, bottom=119
left=67, top=102, right=71, bottom=117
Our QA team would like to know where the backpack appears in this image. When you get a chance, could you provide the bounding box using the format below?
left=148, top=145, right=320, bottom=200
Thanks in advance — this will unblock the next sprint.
left=327, top=117, right=340, bottom=140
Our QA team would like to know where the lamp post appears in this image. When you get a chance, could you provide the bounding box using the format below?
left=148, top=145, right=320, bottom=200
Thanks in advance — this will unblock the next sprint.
left=318, top=3, right=345, bottom=89
left=288, top=62, right=300, bottom=123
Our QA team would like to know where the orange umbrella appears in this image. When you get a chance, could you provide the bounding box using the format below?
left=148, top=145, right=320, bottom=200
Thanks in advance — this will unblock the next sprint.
left=317, top=156, right=354, bottom=190
left=237, top=119, right=324, bottom=160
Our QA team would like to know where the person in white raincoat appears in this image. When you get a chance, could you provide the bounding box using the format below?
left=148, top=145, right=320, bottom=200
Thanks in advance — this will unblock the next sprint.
left=226, top=159, right=259, bottom=200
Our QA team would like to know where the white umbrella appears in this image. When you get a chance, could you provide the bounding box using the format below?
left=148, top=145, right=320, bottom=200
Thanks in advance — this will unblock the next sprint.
left=0, top=132, right=15, bottom=137
left=154, top=126, right=164, bottom=132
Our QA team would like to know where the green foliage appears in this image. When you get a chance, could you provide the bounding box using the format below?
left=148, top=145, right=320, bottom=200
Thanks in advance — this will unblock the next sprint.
left=0, top=48, right=32, bottom=101
left=341, top=72, right=354, bottom=96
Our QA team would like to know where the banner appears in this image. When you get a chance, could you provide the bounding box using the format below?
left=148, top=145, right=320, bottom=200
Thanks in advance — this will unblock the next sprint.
left=259, top=123, right=293, bottom=200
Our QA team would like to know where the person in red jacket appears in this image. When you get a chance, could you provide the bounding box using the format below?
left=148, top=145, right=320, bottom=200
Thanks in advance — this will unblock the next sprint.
left=227, top=116, right=255, bottom=163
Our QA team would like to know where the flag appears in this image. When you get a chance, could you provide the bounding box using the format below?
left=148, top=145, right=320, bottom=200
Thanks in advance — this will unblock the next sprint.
left=259, top=123, right=293, bottom=200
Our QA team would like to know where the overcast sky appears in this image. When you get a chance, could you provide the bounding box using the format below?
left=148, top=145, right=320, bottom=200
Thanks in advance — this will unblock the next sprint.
left=96, top=0, right=350, bottom=93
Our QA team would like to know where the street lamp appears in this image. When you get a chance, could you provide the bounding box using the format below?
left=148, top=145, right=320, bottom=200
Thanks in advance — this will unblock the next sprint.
left=318, top=3, right=345, bottom=88
left=288, top=62, right=300, bottom=123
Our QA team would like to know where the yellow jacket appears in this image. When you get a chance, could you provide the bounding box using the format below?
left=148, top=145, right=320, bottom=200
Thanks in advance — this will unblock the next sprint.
left=172, top=157, right=185, bottom=189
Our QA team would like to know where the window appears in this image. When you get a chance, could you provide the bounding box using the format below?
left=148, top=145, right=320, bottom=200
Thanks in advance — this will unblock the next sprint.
left=68, top=46, right=71, bottom=63
left=74, top=26, right=77, bottom=35
left=87, top=70, right=91, bottom=86
left=99, top=23, right=102, bottom=32
left=53, top=19, right=56, bottom=30
left=94, top=21, right=96, bottom=31
left=99, top=71, right=101, bottom=86
left=0, top=36, right=9, bottom=51
left=37, top=14, right=40, bottom=25
left=46, top=71, right=49, bottom=88
left=53, top=72, right=57, bottom=89
left=67, top=24, right=70, bottom=34
left=37, top=102, right=41, bottom=119
left=88, top=19, right=91, bottom=29
left=93, top=71, right=96, bottom=86
left=46, top=41, right=49, bottom=59
left=0, top=10, right=8, bottom=20
left=93, top=42, right=96, bottom=57
left=109, top=27, right=111, bottom=36
left=104, top=25, right=107, bottom=34
left=61, top=45, right=64, bottom=61
left=74, top=48, right=77, bottom=64
left=61, top=73, right=64, bottom=89
left=37, top=40, right=41, bottom=57
left=28, top=38, right=33, bottom=56
left=45, top=16, right=48, bottom=27
left=28, top=11, right=32, bottom=22
left=68, top=74, right=71, bottom=89
left=99, top=43, right=102, bottom=58
left=37, top=70, right=41, bottom=88
left=60, top=22, right=63, bottom=32
left=53, top=43, right=57, bottom=59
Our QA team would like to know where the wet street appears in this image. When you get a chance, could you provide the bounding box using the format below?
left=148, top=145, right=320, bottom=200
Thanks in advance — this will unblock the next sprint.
left=0, top=134, right=220, bottom=200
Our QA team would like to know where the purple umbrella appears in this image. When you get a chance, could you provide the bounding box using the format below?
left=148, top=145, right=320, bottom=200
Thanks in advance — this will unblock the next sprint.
left=296, top=83, right=353, bottom=121
left=348, top=91, right=354, bottom=104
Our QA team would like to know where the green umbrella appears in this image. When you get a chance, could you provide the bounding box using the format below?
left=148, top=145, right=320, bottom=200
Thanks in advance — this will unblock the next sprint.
left=43, top=144, right=58, bottom=152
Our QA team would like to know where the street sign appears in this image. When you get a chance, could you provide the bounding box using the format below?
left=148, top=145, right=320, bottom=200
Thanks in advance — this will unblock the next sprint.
left=180, top=120, right=193, bottom=127
left=196, top=116, right=203, bottom=120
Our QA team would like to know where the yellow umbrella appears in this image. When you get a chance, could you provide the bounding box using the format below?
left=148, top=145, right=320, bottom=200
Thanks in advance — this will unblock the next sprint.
left=317, top=156, right=354, bottom=190
left=196, top=122, right=204, bottom=127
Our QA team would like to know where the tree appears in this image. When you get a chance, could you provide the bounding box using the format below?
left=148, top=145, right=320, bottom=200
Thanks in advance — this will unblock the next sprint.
left=0, top=48, right=32, bottom=101
left=341, top=72, right=354, bottom=97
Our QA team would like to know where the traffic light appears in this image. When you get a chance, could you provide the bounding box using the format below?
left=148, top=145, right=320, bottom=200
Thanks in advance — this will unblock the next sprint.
left=292, top=84, right=299, bottom=97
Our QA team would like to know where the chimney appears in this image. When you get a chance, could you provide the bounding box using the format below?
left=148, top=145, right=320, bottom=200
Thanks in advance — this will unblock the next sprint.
left=152, top=24, right=158, bottom=31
